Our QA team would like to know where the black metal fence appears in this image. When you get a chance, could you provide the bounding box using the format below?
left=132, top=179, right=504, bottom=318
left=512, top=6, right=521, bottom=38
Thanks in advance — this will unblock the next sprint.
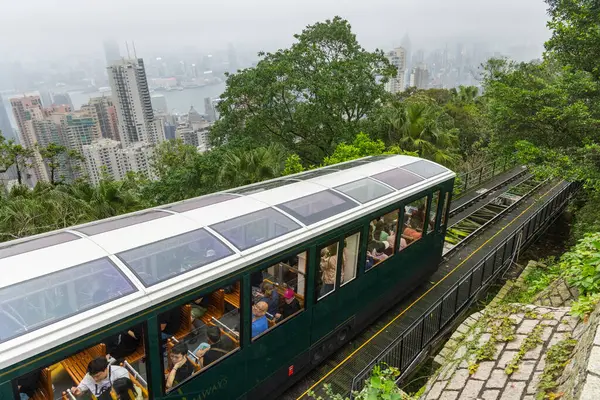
left=350, top=182, right=577, bottom=396
left=454, top=156, right=516, bottom=198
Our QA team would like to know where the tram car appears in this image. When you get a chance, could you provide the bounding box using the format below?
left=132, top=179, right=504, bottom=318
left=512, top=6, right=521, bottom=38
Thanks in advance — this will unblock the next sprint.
left=0, top=155, right=455, bottom=400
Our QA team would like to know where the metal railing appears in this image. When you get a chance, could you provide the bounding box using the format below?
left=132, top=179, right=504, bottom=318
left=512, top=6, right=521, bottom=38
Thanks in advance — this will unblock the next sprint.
left=350, top=181, right=577, bottom=396
left=454, top=156, right=516, bottom=198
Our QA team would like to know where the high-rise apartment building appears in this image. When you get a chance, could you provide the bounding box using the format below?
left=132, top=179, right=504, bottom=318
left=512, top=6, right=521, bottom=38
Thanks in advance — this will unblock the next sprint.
left=10, top=96, right=46, bottom=184
left=82, top=138, right=124, bottom=185
left=204, top=97, right=217, bottom=122
left=0, top=97, right=14, bottom=141
left=151, top=94, right=168, bottom=114
left=409, top=63, right=430, bottom=90
left=175, top=106, right=211, bottom=151
left=82, top=96, right=119, bottom=141
left=385, top=47, right=407, bottom=94
left=107, top=58, right=165, bottom=146
left=64, top=110, right=101, bottom=155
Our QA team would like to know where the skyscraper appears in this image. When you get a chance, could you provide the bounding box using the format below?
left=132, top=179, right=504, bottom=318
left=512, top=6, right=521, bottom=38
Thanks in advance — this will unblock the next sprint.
left=82, top=96, right=120, bottom=141
left=107, top=58, right=165, bottom=146
left=409, top=63, right=430, bottom=90
left=385, top=47, right=407, bottom=94
left=0, top=97, right=14, bottom=141
left=204, top=97, right=217, bottom=122
left=103, top=39, right=121, bottom=66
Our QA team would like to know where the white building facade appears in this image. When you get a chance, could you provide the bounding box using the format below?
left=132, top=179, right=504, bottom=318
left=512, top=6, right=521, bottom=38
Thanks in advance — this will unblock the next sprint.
left=385, top=47, right=407, bottom=94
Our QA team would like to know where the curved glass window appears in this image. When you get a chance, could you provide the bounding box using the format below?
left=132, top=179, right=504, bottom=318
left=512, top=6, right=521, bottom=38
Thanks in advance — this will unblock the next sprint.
left=210, top=208, right=301, bottom=251
left=118, top=229, right=234, bottom=287
left=163, top=193, right=239, bottom=213
left=0, top=258, right=135, bottom=344
left=402, top=160, right=448, bottom=178
left=77, top=211, right=168, bottom=236
left=335, top=178, right=394, bottom=204
left=277, top=190, right=358, bottom=225
left=372, top=168, right=424, bottom=190
left=0, top=232, right=79, bottom=260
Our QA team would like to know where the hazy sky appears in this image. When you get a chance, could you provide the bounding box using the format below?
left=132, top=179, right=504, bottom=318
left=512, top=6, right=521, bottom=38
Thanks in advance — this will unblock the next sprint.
left=0, top=0, right=551, bottom=60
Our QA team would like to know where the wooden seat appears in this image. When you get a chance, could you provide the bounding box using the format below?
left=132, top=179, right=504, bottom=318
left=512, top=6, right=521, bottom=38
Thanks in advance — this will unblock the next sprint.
left=224, top=282, right=241, bottom=309
left=130, top=373, right=149, bottom=399
left=199, top=291, right=225, bottom=326
left=61, top=343, right=106, bottom=384
left=31, top=368, right=52, bottom=400
left=172, top=305, right=192, bottom=341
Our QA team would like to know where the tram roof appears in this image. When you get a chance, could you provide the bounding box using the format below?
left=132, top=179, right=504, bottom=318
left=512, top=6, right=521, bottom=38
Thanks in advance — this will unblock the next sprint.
left=0, top=155, right=454, bottom=368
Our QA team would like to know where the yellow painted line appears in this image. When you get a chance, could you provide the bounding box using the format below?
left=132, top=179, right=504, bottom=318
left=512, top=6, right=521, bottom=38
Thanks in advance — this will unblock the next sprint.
left=297, top=180, right=564, bottom=399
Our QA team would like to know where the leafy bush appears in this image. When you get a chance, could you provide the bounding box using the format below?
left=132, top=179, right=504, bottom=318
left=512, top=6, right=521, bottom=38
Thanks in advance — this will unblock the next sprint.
left=571, top=293, right=600, bottom=319
left=562, top=233, right=600, bottom=295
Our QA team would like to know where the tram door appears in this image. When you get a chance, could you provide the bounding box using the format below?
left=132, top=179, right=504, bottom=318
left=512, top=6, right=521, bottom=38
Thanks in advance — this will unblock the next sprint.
left=311, top=231, right=362, bottom=342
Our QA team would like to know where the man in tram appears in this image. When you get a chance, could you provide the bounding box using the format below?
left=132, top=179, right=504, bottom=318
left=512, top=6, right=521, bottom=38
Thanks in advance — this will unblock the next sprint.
left=251, top=301, right=269, bottom=338
left=165, top=343, right=194, bottom=390
left=70, top=357, right=129, bottom=398
left=195, top=326, right=233, bottom=368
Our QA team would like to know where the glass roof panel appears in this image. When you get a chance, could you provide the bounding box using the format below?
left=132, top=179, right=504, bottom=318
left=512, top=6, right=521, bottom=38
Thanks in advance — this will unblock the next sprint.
left=371, top=168, right=424, bottom=190
left=163, top=193, right=239, bottom=213
left=335, top=178, right=394, bottom=204
left=118, top=228, right=233, bottom=287
left=0, top=258, right=135, bottom=344
left=210, top=208, right=301, bottom=251
left=0, top=232, right=79, bottom=261
left=277, top=190, right=359, bottom=225
left=229, top=179, right=298, bottom=195
left=294, top=169, right=338, bottom=181
left=77, top=211, right=168, bottom=236
left=401, top=160, right=448, bottom=178
left=325, top=159, right=370, bottom=171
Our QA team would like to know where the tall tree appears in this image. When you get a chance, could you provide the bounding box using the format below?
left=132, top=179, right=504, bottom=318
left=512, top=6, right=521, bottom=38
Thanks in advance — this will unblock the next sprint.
left=545, top=0, right=600, bottom=81
left=210, top=16, right=396, bottom=165
left=0, top=135, right=34, bottom=185
left=219, top=144, right=287, bottom=187
left=37, top=142, right=82, bottom=185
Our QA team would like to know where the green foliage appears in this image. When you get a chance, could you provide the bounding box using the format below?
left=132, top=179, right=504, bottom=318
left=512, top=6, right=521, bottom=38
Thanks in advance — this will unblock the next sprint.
left=0, top=135, right=34, bottom=185
left=505, top=324, right=544, bottom=375
left=37, top=142, right=82, bottom=185
left=570, top=293, right=600, bottom=319
left=282, top=154, right=305, bottom=176
left=545, top=0, right=600, bottom=81
left=537, top=335, right=577, bottom=400
left=561, top=233, right=600, bottom=295
left=322, top=132, right=385, bottom=165
left=210, top=16, right=395, bottom=165
left=308, top=365, right=408, bottom=400
left=569, top=191, right=600, bottom=242
left=219, top=144, right=288, bottom=186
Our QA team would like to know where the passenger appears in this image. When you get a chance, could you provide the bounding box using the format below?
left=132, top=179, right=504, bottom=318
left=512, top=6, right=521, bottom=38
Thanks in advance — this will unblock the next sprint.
left=400, top=237, right=408, bottom=249
left=251, top=301, right=269, bottom=338
left=196, top=326, right=231, bottom=368
left=159, top=308, right=182, bottom=342
left=70, top=357, right=129, bottom=398
left=319, top=248, right=337, bottom=297
left=104, top=325, right=143, bottom=362
left=411, top=204, right=427, bottom=229
left=112, top=377, right=143, bottom=400
left=190, top=296, right=210, bottom=333
left=375, top=221, right=389, bottom=241
left=257, top=282, right=279, bottom=318
left=276, top=289, right=301, bottom=321
left=15, top=369, right=40, bottom=400
left=165, top=343, right=194, bottom=390
left=403, top=224, right=422, bottom=242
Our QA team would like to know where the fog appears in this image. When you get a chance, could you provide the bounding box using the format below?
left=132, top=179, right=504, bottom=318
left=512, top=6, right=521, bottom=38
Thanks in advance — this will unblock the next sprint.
left=0, top=0, right=550, bottom=60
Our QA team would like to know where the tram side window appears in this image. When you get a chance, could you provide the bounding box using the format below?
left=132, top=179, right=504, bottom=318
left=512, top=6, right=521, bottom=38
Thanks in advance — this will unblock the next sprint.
left=400, top=196, right=428, bottom=249
left=251, top=251, right=307, bottom=339
left=366, top=210, right=399, bottom=270
left=341, top=232, right=361, bottom=285
left=428, top=191, right=441, bottom=234
left=441, top=192, right=450, bottom=227
left=13, top=323, right=149, bottom=400
left=161, top=281, right=241, bottom=392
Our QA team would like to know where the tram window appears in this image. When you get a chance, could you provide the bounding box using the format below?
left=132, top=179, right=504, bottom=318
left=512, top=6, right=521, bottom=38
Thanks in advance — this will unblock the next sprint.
left=250, top=252, right=306, bottom=339
left=13, top=323, right=150, bottom=400
left=428, top=191, right=441, bottom=234
left=366, top=210, right=399, bottom=270
left=316, top=243, right=339, bottom=299
left=441, top=192, right=450, bottom=227
left=341, top=232, right=361, bottom=285
left=400, top=196, right=428, bottom=249
left=162, top=281, right=241, bottom=393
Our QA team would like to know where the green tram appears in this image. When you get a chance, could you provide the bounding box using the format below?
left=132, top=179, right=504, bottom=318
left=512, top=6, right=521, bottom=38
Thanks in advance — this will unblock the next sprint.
left=0, top=155, right=455, bottom=400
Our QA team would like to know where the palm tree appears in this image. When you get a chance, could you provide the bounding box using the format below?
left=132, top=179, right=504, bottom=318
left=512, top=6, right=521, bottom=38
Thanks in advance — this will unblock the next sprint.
left=378, top=101, right=459, bottom=167
left=219, top=144, right=287, bottom=188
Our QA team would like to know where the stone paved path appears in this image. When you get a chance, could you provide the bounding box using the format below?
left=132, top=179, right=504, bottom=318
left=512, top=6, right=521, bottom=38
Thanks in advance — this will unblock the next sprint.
left=421, top=305, right=583, bottom=400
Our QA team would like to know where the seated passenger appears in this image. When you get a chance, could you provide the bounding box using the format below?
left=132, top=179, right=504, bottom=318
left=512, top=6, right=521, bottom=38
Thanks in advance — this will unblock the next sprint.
left=276, top=289, right=301, bottom=321
left=257, top=282, right=279, bottom=318
left=159, top=308, right=182, bottom=342
left=403, top=225, right=422, bottom=242
left=165, top=343, right=194, bottom=390
left=112, top=377, right=143, bottom=400
left=196, top=326, right=232, bottom=368
left=70, top=357, right=129, bottom=398
left=16, top=369, right=41, bottom=400
left=251, top=301, right=269, bottom=338
left=190, top=296, right=210, bottom=335
left=374, top=221, right=389, bottom=242
left=104, top=325, right=143, bottom=362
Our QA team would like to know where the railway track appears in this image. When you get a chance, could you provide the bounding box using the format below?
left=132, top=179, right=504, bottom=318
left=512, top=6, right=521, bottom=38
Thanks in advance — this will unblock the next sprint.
left=284, top=170, right=563, bottom=400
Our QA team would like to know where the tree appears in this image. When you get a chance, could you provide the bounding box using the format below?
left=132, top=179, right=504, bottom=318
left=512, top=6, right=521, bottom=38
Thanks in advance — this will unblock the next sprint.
left=545, top=0, right=600, bottom=81
left=0, top=135, right=34, bottom=185
left=37, top=142, right=82, bottom=185
left=282, top=154, right=305, bottom=176
left=210, top=16, right=396, bottom=165
left=219, top=144, right=287, bottom=187
left=322, top=132, right=385, bottom=165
